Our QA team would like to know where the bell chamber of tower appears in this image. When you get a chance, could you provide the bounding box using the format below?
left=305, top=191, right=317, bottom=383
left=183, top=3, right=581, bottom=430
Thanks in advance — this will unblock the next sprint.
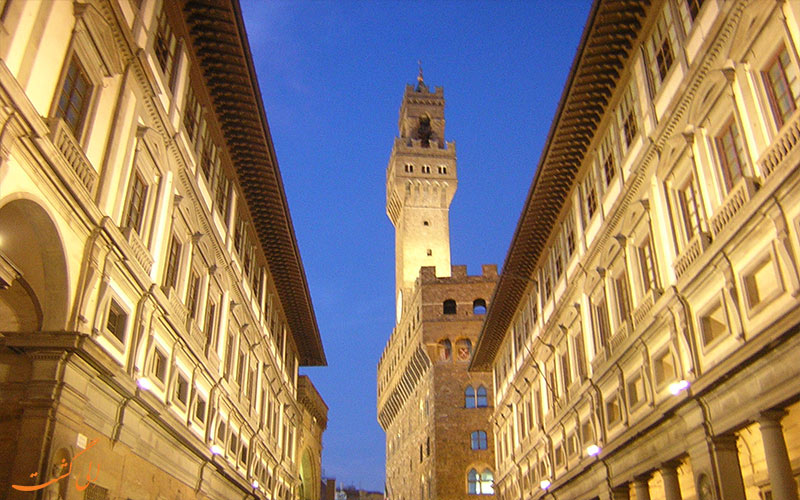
left=386, top=77, right=458, bottom=322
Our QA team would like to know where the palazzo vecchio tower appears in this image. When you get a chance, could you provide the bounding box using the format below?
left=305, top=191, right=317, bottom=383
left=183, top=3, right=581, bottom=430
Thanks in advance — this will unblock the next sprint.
left=377, top=69, right=498, bottom=499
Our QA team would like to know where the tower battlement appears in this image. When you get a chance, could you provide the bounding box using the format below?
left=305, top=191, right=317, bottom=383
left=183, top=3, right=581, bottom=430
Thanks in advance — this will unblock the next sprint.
left=418, top=264, right=498, bottom=285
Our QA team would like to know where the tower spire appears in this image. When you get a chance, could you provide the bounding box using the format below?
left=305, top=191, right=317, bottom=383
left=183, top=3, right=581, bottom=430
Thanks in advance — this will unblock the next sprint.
left=416, top=60, right=426, bottom=91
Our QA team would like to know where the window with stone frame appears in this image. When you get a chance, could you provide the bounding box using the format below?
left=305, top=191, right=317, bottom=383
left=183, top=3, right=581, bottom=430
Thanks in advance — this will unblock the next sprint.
left=204, top=300, right=217, bottom=352
left=674, top=171, right=703, bottom=247
left=613, top=271, right=631, bottom=326
left=715, top=117, right=747, bottom=193
left=471, top=430, right=488, bottom=450
left=194, top=391, right=207, bottom=423
left=476, top=386, right=488, bottom=407
left=541, top=260, right=553, bottom=302
left=562, top=209, right=576, bottom=259
left=617, top=81, right=639, bottom=153
left=214, top=171, right=231, bottom=222
left=151, top=347, right=168, bottom=384
left=559, top=348, right=572, bottom=391
left=590, top=288, right=611, bottom=354
left=644, top=3, right=679, bottom=93
left=153, top=4, right=179, bottom=91
left=123, top=169, right=148, bottom=234
left=762, top=45, right=800, bottom=129
left=174, top=372, right=189, bottom=407
left=582, top=166, right=598, bottom=222
left=183, top=84, right=202, bottom=148
left=742, top=253, right=782, bottom=312
left=678, top=0, right=705, bottom=35
left=163, top=233, right=181, bottom=291
left=55, top=55, right=92, bottom=138
left=223, top=331, right=235, bottom=379
left=186, top=268, right=201, bottom=320
left=552, top=236, right=564, bottom=280
left=199, top=127, right=218, bottom=184
left=605, top=392, right=622, bottom=427
left=105, top=298, right=127, bottom=344
left=699, top=298, right=729, bottom=348
left=598, top=129, right=617, bottom=188
left=637, top=234, right=658, bottom=294
left=626, top=372, right=646, bottom=409
left=652, top=348, right=677, bottom=388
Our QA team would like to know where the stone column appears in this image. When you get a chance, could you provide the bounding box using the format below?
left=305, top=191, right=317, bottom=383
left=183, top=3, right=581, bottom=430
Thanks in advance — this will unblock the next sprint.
left=710, top=434, right=747, bottom=500
left=633, top=473, right=652, bottom=500
left=758, top=410, right=799, bottom=500
left=660, top=460, right=683, bottom=500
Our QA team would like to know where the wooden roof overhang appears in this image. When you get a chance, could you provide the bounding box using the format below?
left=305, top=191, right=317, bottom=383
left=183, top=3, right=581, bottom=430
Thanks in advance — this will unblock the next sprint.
left=470, top=0, right=650, bottom=372
left=182, top=0, right=326, bottom=366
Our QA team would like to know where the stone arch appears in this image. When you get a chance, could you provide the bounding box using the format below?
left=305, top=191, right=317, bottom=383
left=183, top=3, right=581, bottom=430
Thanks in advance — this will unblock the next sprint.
left=298, top=448, right=316, bottom=500
left=0, top=197, right=69, bottom=331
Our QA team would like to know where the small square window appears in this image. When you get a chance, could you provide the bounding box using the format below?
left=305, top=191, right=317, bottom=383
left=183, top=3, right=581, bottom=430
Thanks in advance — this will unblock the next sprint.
left=105, top=299, right=127, bottom=343
left=554, top=444, right=565, bottom=466
left=216, top=421, right=227, bottom=443
left=195, top=393, right=207, bottom=423
left=605, top=394, right=621, bottom=426
left=700, top=300, right=728, bottom=347
left=627, top=373, right=645, bottom=408
left=426, top=249, right=432, bottom=256
left=581, top=420, right=594, bottom=443
left=653, top=349, right=676, bottom=387
left=152, top=348, right=168, bottom=383
left=175, top=373, right=189, bottom=406
left=743, top=257, right=781, bottom=311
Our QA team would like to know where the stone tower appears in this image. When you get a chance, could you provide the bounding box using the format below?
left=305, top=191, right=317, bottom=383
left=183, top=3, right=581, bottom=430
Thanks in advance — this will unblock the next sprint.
left=378, top=73, right=497, bottom=500
left=386, top=70, right=457, bottom=323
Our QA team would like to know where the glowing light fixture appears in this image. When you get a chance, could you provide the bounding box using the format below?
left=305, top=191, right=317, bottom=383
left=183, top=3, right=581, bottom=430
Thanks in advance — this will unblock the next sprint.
left=540, top=479, right=551, bottom=490
left=252, top=480, right=260, bottom=490
left=137, top=377, right=152, bottom=391
left=669, top=379, right=690, bottom=395
left=586, top=444, right=601, bottom=456
left=210, top=444, right=224, bottom=455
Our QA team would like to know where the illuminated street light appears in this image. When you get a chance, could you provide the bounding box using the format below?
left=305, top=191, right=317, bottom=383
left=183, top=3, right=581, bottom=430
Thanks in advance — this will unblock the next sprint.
left=210, top=444, right=224, bottom=456
left=540, top=479, right=551, bottom=490
left=669, top=379, right=690, bottom=395
left=585, top=444, right=601, bottom=456
left=252, top=480, right=260, bottom=490
left=137, top=378, right=152, bottom=391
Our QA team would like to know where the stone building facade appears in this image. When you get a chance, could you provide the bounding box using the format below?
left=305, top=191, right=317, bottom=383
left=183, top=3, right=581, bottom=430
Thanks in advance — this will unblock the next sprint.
left=0, top=1, right=326, bottom=499
left=297, top=376, right=328, bottom=500
left=377, top=75, right=497, bottom=500
left=471, top=1, right=800, bottom=500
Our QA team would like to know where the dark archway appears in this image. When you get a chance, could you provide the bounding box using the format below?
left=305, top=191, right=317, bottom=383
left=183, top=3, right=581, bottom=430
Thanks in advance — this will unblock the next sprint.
left=0, top=198, right=69, bottom=331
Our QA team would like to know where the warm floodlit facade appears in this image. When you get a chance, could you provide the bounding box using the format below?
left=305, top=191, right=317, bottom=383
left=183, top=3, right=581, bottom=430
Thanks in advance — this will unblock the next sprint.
left=378, top=74, right=497, bottom=500
left=0, top=1, right=326, bottom=499
left=471, top=1, right=800, bottom=500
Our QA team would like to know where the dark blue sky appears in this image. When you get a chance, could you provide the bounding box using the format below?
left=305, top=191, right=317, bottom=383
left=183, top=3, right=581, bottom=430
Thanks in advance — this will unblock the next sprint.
left=240, top=1, right=592, bottom=491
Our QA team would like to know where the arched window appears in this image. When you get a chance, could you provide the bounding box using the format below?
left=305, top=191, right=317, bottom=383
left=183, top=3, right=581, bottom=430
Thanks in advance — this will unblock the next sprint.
left=468, top=468, right=494, bottom=494
left=480, top=469, right=494, bottom=494
left=439, top=339, right=452, bottom=361
left=476, top=386, right=488, bottom=407
left=443, top=299, right=457, bottom=315
left=465, top=386, right=476, bottom=408
left=471, top=431, right=488, bottom=450
left=473, top=298, right=487, bottom=314
left=456, top=339, right=472, bottom=361
left=467, top=469, right=479, bottom=494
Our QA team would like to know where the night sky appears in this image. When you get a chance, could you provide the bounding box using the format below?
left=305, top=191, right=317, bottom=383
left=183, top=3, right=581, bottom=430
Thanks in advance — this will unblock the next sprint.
left=239, top=1, right=592, bottom=491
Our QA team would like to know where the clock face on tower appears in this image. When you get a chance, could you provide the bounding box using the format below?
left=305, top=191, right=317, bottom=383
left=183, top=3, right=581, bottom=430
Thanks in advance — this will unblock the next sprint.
left=396, top=289, right=403, bottom=324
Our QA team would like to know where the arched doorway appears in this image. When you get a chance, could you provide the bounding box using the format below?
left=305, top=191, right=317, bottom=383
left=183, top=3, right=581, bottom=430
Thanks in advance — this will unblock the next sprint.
left=299, top=449, right=315, bottom=500
left=0, top=198, right=69, bottom=331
